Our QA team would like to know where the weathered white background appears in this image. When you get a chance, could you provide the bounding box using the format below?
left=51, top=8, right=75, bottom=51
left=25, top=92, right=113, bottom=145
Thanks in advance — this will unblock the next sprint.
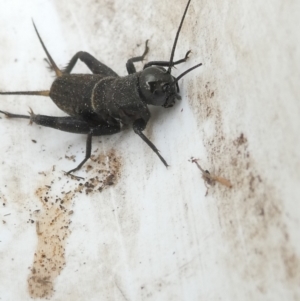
left=0, top=0, right=300, bottom=300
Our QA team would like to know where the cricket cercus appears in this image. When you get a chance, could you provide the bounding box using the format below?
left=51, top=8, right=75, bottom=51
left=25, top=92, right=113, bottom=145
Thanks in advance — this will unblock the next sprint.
left=0, top=0, right=201, bottom=176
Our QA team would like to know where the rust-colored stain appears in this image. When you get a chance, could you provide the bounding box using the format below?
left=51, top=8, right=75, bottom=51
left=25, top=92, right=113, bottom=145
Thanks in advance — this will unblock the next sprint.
left=27, top=149, right=122, bottom=299
left=28, top=185, right=73, bottom=299
left=188, top=78, right=300, bottom=293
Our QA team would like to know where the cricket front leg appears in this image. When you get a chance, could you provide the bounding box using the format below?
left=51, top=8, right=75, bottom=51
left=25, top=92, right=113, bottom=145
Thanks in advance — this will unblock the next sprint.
left=126, top=40, right=149, bottom=74
left=143, top=50, right=191, bottom=69
left=133, top=119, right=168, bottom=167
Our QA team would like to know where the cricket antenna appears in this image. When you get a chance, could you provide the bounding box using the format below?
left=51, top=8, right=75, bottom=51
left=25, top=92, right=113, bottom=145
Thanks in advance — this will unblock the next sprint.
left=171, top=63, right=202, bottom=86
left=167, top=0, right=192, bottom=73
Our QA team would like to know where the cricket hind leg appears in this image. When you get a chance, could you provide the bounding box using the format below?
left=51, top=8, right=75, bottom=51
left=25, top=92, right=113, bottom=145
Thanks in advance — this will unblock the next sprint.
left=62, top=52, right=119, bottom=77
left=0, top=108, right=91, bottom=134
left=65, top=123, right=121, bottom=175
left=0, top=110, right=31, bottom=120
left=0, top=109, right=121, bottom=174
left=126, top=40, right=149, bottom=74
left=29, top=112, right=121, bottom=174
left=33, top=20, right=116, bottom=77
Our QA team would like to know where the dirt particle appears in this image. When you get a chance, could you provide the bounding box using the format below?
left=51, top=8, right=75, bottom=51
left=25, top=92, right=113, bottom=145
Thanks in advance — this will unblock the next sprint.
left=80, top=149, right=122, bottom=195
left=234, top=133, right=248, bottom=146
left=86, top=165, right=93, bottom=172
left=65, top=154, right=76, bottom=162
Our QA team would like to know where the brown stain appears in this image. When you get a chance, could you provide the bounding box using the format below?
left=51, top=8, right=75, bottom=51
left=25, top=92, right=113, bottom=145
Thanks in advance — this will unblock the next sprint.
left=188, top=78, right=300, bottom=294
left=27, top=148, right=122, bottom=299
left=81, top=149, right=122, bottom=195
left=28, top=185, right=73, bottom=299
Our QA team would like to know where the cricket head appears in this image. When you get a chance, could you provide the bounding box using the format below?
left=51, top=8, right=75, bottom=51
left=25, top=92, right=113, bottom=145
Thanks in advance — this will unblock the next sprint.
left=139, top=66, right=181, bottom=108
left=139, top=0, right=201, bottom=108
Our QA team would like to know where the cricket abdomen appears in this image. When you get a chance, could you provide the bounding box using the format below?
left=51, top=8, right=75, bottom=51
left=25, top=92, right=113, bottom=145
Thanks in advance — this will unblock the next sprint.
left=49, top=74, right=103, bottom=118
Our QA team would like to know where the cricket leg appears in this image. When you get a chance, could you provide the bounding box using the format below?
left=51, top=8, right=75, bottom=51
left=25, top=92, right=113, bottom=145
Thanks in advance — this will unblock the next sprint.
left=0, top=110, right=31, bottom=120
left=126, top=40, right=149, bottom=74
left=66, top=123, right=121, bottom=175
left=133, top=119, right=168, bottom=167
left=63, top=52, right=119, bottom=77
left=28, top=110, right=121, bottom=174
left=0, top=108, right=92, bottom=134
left=66, top=132, right=93, bottom=175
left=0, top=109, right=121, bottom=174
left=143, top=50, right=191, bottom=69
left=32, top=20, right=118, bottom=77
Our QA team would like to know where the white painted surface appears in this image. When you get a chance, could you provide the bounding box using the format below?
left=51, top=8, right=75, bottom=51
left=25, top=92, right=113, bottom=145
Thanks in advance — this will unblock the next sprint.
left=0, top=0, right=299, bottom=300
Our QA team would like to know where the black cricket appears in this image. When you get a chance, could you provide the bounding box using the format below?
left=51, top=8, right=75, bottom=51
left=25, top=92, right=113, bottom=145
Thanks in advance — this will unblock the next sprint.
left=0, top=0, right=201, bottom=175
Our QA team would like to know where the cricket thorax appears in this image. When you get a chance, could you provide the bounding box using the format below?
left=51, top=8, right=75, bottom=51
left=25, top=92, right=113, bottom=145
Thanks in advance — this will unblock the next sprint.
left=91, top=74, right=150, bottom=125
